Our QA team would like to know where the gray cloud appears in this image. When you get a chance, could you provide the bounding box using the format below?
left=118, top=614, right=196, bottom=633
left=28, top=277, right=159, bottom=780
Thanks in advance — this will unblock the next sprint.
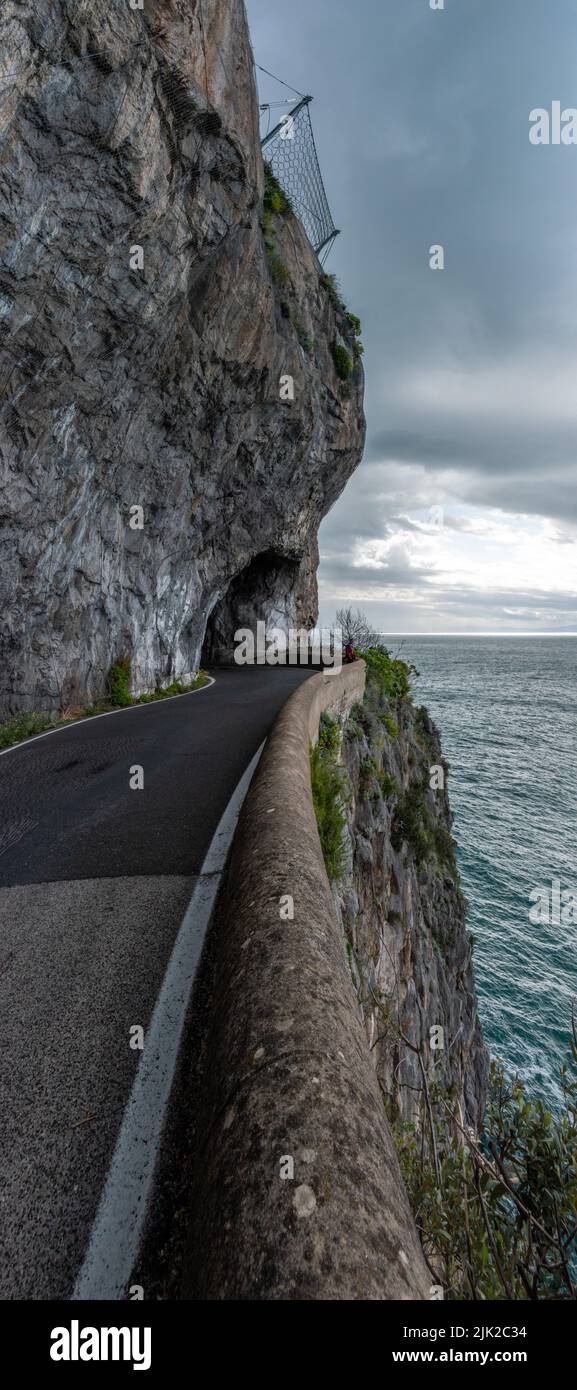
left=320, top=556, right=435, bottom=589
left=247, top=0, right=577, bottom=630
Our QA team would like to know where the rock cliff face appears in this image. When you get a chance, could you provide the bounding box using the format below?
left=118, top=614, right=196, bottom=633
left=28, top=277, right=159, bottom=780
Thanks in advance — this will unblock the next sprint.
left=0, top=0, right=365, bottom=714
left=331, top=681, right=488, bottom=1136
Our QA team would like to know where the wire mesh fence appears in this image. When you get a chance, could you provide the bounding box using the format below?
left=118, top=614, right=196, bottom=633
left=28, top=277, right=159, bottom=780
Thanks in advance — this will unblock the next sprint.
left=261, top=97, right=339, bottom=260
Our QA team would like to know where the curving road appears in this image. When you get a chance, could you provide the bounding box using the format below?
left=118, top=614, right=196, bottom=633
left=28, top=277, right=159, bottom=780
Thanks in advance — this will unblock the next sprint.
left=0, top=666, right=312, bottom=1299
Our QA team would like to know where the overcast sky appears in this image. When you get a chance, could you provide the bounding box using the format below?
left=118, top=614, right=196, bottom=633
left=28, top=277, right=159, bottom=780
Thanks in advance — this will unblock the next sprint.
left=246, top=0, right=577, bottom=634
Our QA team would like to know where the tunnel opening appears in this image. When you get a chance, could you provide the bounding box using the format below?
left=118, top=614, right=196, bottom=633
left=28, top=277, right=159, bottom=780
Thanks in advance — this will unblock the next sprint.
left=201, top=550, right=310, bottom=665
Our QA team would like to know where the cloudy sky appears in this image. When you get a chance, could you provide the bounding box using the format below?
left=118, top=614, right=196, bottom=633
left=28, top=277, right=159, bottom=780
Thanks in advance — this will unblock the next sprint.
left=246, top=0, right=577, bottom=634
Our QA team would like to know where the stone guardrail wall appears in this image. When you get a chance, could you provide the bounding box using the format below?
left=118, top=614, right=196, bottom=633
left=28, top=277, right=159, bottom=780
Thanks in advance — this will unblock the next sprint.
left=182, top=662, right=430, bottom=1300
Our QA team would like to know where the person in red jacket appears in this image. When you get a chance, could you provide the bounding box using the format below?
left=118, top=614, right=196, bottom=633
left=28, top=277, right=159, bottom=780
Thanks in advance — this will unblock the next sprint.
left=344, top=642, right=356, bottom=664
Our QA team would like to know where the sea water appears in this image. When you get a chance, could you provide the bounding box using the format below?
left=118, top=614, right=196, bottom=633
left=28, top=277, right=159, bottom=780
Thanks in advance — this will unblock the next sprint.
left=383, top=636, right=577, bottom=1110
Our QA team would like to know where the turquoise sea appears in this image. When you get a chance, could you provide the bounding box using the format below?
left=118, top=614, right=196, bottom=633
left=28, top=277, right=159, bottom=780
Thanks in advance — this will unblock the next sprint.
left=384, top=636, right=577, bottom=1110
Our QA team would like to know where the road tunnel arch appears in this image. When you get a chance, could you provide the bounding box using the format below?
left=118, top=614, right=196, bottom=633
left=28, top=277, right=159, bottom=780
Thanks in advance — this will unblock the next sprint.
left=201, top=549, right=305, bottom=664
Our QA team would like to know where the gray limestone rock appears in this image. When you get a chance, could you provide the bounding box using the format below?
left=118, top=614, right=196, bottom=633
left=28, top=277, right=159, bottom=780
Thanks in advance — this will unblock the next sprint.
left=334, top=689, right=489, bottom=1134
left=0, top=0, right=365, bottom=713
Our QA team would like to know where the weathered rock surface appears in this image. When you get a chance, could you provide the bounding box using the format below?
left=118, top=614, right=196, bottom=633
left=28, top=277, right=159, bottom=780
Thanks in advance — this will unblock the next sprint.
left=179, top=666, right=431, bottom=1301
left=333, top=686, right=489, bottom=1134
left=0, top=0, right=365, bottom=713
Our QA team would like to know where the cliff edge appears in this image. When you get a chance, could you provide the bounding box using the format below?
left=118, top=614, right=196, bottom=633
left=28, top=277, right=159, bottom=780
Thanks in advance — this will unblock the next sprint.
left=332, top=674, right=489, bottom=1136
left=0, top=0, right=365, bottom=713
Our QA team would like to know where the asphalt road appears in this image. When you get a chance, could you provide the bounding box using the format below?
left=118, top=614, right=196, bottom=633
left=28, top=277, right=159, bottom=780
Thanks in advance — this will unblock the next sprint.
left=0, top=666, right=312, bottom=1299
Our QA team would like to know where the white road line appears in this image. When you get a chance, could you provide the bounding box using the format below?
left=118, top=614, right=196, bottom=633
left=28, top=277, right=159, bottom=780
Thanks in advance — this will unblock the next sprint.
left=0, top=677, right=216, bottom=757
left=72, top=739, right=264, bottom=1301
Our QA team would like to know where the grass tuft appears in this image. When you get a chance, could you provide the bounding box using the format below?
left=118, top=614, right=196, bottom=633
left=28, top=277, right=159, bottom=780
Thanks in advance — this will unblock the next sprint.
left=331, top=343, right=353, bottom=380
left=0, top=711, right=55, bottom=750
left=107, top=657, right=132, bottom=708
left=310, top=740, right=347, bottom=882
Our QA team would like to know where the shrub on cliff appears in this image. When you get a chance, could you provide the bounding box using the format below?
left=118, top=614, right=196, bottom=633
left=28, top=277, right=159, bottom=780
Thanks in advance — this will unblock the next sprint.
left=263, top=163, right=292, bottom=215
left=414, top=703, right=435, bottom=746
left=393, top=1030, right=577, bottom=1301
left=364, top=645, right=412, bottom=701
left=310, top=741, right=346, bottom=881
left=391, top=786, right=431, bottom=862
left=292, top=313, right=314, bottom=354
left=320, top=278, right=363, bottom=355
left=107, top=657, right=133, bottom=708
left=318, top=710, right=341, bottom=753
left=346, top=311, right=364, bottom=358
left=331, top=344, right=353, bottom=380
left=320, top=271, right=345, bottom=310
left=379, top=770, right=398, bottom=799
left=267, top=248, right=291, bottom=288
left=433, top=820, right=458, bottom=870
left=391, top=780, right=457, bottom=874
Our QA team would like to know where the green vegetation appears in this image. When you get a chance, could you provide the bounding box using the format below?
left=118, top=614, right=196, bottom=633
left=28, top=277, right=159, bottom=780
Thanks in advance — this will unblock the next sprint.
left=391, top=781, right=457, bottom=873
left=360, top=757, right=376, bottom=778
left=318, top=710, right=341, bottom=753
left=393, top=1036, right=577, bottom=1300
left=261, top=165, right=293, bottom=292
left=123, top=672, right=209, bottom=706
left=291, top=312, right=314, bottom=353
left=346, top=311, right=364, bottom=358
left=379, top=770, right=398, bottom=800
left=363, top=645, right=412, bottom=701
left=263, top=162, right=292, bottom=215
left=331, top=343, right=353, bottom=380
left=335, top=615, right=454, bottom=876
left=391, top=786, right=430, bottom=862
left=107, top=657, right=132, bottom=708
left=261, top=207, right=273, bottom=241
left=320, top=272, right=345, bottom=310
left=0, top=711, right=56, bottom=750
left=145, top=678, right=206, bottom=701
left=310, top=739, right=347, bottom=882
left=278, top=299, right=314, bottom=352
left=345, top=715, right=364, bottom=741
left=340, top=602, right=575, bottom=1302
left=261, top=198, right=360, bottom=361
left=359, top=757, right=377, bottom=797
left=346, top=699, right=378, bottom=746
left=320, top=275, right=364, bottom=356
left=433, top=820, right=457, bottom=866
left=267, top=248, right=290, bottom=288
left=414, top=703, right=437, bottom=753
